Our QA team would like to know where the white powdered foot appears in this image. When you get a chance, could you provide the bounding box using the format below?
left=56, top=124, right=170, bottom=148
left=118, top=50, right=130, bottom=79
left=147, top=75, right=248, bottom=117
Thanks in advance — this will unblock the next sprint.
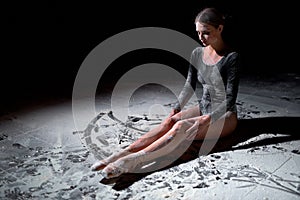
left=91, top=148, right=131, bottom=171
left=102, top=151, right=146, bottom=179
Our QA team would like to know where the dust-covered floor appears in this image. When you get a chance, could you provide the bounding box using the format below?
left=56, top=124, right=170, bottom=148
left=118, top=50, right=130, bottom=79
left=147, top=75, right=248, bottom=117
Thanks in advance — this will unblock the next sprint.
left=0, top=73, right=300, bottom=200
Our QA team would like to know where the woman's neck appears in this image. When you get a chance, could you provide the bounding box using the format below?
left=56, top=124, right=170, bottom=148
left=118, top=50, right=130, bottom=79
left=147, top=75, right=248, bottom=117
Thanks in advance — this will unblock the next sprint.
left=203, top=45, right=224, bottom=65
left=209, top=40, right=229, bottom=56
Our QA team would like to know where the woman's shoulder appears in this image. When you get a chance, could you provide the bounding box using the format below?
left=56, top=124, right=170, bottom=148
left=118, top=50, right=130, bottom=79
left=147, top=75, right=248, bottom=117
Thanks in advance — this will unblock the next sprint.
left=224, top=50, right=241, bottom=67
left=192, top=46, right=203, bottom=53
left=225, top=47, right=240, bottom=61
left=191, top=46, right=204, bottom=57
left=227, top=51, right=240, bottom=59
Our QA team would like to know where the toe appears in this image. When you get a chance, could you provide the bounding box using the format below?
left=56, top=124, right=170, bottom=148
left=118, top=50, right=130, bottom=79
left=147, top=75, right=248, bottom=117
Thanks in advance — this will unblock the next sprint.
left=102, top=164, right=123, bottom=179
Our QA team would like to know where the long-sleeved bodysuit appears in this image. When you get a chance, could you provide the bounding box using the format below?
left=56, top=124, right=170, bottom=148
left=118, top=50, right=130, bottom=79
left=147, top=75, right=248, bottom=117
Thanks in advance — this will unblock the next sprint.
left=174, top=47, right=241, bottom=122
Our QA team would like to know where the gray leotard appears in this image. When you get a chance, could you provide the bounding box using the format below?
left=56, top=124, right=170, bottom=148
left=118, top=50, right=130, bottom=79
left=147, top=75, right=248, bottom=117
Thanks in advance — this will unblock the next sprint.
left=174, top=47, right=240, bottom=122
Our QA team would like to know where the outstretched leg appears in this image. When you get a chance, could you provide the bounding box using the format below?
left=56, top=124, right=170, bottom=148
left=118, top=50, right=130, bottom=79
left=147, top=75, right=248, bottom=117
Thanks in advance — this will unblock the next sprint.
left=101, top=115, right=211, bottom=178
left=91, top=106, right=200, bottom=171
left=90, top=116, right=176, bottom=171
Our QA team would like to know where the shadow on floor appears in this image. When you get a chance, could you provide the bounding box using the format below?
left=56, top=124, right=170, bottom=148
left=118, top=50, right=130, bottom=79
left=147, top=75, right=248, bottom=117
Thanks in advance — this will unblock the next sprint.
left=100, top=116, right=300, bottom=190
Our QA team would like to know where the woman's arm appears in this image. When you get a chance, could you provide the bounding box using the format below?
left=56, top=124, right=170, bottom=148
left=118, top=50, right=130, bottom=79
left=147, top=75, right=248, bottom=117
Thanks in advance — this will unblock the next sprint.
left=209, top=52, right=241, bottom=122
left=174, top=50, right=199, bottom=112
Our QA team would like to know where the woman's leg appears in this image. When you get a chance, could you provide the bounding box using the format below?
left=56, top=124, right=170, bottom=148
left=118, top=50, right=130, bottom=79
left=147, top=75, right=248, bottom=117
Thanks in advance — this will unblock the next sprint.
left=101, top=112, right=238, bottom=178
left=91, top=106, right=200, bottom=171
left=102, top=115, right=211, bottom=178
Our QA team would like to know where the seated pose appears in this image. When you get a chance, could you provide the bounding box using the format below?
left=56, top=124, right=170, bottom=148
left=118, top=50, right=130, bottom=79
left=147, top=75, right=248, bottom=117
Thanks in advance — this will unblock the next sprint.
left=91, top=7, right=241, bottom=179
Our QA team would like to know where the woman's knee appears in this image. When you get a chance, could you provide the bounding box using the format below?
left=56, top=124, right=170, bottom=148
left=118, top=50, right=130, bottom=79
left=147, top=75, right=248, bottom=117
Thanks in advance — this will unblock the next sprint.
left=190, top=112, right=237, bottom=140
left=172, top=120, right=189, bottom=133
left=160, top=116, right=178, bottom=130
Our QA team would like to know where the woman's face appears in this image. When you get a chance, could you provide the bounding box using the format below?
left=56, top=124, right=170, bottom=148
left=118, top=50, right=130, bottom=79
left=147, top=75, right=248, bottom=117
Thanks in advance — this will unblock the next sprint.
left=195, top=22, right=222, bottom=47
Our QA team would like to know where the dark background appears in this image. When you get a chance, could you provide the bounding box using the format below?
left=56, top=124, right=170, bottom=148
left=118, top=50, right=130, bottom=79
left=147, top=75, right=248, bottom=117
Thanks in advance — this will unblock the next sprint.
left=1, top=0, right=299, bottom=114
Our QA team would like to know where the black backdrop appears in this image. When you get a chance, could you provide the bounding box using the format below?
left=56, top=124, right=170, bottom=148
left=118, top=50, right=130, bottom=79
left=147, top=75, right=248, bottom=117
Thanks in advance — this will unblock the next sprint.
left=2, top=0, right=299, bottom=113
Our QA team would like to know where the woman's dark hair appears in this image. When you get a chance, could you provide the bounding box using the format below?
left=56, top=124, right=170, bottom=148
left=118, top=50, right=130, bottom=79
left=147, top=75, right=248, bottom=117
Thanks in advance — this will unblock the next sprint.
left=194, top=7, right=225, bottom=28
left=195, top=7, right=238, bottom=50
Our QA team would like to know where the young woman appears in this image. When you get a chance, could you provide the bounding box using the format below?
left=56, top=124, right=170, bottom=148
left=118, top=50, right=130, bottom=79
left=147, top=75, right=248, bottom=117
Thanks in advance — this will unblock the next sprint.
left=91, top=7, right=241, bottom=179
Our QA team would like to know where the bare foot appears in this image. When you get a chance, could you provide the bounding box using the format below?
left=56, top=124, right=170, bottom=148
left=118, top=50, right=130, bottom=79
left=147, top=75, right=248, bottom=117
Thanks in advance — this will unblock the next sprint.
left=91, top=148, right=132, bottom=171
left=102, top=151, right=146, bottom=179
